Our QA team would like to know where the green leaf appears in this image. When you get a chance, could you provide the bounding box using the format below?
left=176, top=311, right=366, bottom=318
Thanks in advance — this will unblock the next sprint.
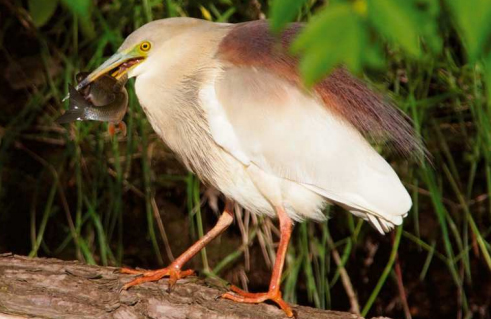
left=292, top=4, right=352, bottom=53
left=270, top=0, right=309, bottom=32
left=28, top=0, right=58, bottom=27
left=413, top=0, right=443, bottom=54
left=363, top=42, right=386, bottom=70
left=367, top=0, right=422, bottom=57
left=446, top=0, right=491, bottom=62
left=60, top=0, right=90, bottom=16
left=60, top=0, right=95, bottom=39
left=484, top=54, right=491, bottom=106
left=292, top=3, right=365, bottom=86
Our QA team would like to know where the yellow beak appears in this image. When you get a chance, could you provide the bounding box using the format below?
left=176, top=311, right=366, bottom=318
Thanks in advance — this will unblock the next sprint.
left=76, top=50, right=144, bottom=90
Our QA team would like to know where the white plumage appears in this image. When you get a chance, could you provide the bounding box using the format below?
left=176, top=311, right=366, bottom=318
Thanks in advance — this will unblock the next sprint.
left=206, top=67, right=411, bottom=233
left=82, top=17, right=420, bottom=315
left=126, top=18, right=413, bottom=234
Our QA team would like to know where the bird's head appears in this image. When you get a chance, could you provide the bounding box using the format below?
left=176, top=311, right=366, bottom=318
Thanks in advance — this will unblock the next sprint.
left=77, top=18, right=204, bottom=90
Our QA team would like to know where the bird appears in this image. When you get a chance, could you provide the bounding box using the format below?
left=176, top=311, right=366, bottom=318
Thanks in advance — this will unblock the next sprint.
left=76, top=17, right=422, bottom=317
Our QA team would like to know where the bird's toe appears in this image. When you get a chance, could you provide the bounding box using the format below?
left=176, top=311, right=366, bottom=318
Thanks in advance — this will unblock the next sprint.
left=221, top=286, right=293, bottom=317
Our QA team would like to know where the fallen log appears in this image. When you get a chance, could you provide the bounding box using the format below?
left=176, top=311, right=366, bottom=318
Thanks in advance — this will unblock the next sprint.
left=0, top=254, right=383, bottom=319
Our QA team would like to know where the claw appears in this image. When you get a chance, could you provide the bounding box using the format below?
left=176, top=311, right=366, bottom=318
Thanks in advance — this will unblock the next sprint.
left=120, top=267, right=145, bottom=275
left=120, top=266, right=194, bottom=291
left=221, top=285, right=293, bottom=317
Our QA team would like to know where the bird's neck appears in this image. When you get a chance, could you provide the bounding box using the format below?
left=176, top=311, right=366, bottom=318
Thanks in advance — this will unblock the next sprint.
left=133, top=29, right=228, bottom=180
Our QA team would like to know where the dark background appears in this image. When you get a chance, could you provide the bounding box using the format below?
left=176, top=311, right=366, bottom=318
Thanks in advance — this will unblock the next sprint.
left=1, top=1, right=490, bottom=319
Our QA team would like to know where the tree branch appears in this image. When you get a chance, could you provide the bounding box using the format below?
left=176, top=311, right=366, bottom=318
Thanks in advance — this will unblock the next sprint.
left=0, top=254, right=375, bottom=319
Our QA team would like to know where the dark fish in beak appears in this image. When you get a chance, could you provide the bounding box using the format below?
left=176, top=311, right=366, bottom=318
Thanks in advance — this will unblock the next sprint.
left=57, top=73, right=129, bottom=135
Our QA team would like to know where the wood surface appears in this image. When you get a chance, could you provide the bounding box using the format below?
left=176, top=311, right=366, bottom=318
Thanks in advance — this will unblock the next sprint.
left=0, top=254, right=386, bottom=319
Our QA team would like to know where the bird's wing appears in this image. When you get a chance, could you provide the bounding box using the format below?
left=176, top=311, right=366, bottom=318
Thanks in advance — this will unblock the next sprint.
left=201, top=66, right=410, bottom=233
left=200, top=21, right=419, bottom=233
left=216, top=20, right=423, bottom=158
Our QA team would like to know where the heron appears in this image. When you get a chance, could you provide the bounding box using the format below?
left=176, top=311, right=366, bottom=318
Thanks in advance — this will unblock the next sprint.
left=77, top=17, right=421, bottom=317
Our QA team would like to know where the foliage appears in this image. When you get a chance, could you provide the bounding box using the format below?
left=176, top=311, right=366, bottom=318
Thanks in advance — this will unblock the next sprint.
left=273, top=0, right=491, bottom=99
left=1, top=1, right=491, bottom=319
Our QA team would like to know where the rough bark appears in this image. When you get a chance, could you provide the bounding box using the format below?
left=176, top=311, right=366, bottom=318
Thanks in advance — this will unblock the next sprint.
left=0, top=254, right=374, bottom=319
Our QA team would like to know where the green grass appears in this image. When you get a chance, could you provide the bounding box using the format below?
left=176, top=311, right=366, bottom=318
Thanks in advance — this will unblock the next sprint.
left=1, top=1, right=491, bottom=319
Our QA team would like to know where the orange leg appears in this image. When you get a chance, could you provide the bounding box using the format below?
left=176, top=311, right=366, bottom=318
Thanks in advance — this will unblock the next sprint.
left=121, top=201, right=234, bottom=291
left=107, top=122, right=127, bottom=137
left=108, top=123, right=116, bottom=137
left=118, top=121, right=127, bottom=137
left=222, top=206, right=294, bottom=317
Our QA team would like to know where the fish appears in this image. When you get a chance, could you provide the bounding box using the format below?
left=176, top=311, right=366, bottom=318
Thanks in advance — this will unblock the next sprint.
left=57, top=72, right=129, bottom=135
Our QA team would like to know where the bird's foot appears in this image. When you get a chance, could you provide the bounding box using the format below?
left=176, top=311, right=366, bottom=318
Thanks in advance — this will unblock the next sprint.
left=120, top=266, right=194, bottom=291
left=108, top=123, right=116, bottom=137
left=221, top=285, right=293, bottom=317
left=118, top=121, right=127, bottom=136
left=107, top=122, right=127, bottom=137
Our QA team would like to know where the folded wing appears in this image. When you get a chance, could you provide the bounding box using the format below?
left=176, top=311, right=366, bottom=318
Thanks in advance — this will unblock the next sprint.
left=202, top=21, right=419, bottom=233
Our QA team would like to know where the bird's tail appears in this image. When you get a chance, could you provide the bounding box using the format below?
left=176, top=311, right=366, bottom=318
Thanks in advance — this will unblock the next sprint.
left=56, top=85, right=91, bottom=124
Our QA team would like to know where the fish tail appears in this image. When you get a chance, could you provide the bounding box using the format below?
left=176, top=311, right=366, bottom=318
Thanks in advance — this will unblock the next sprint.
left=56, top=85, right=90, bottom=124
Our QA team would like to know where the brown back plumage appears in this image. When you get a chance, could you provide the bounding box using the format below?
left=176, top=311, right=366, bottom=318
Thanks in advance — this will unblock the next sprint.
left=217, top=20, right=424, bottom=158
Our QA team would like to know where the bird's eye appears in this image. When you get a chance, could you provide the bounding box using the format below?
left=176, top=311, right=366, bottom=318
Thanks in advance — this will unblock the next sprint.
left=140, top=41, right=151, bottom=52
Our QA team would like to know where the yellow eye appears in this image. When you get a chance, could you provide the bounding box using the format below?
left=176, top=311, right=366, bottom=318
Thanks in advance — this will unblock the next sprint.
left=140, top=41, right=151, bottom=52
